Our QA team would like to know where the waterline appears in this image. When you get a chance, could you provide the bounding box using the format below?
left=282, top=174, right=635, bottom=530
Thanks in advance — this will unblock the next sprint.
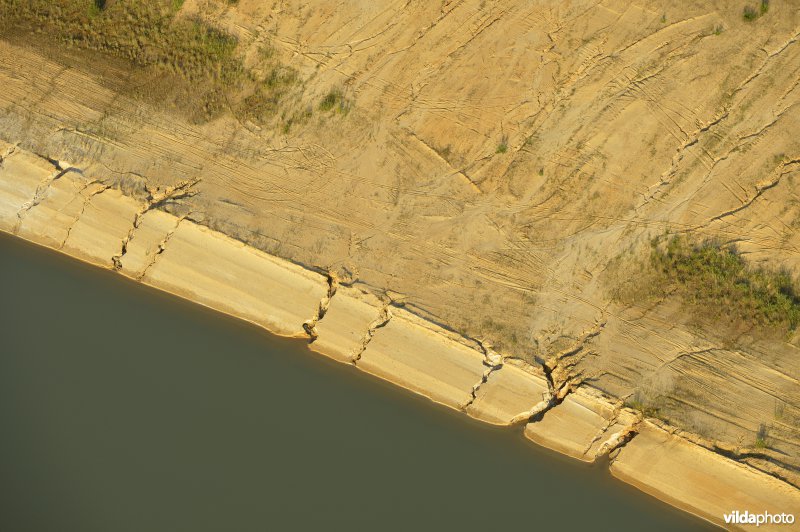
left=0, top=232, right=714, bottom=531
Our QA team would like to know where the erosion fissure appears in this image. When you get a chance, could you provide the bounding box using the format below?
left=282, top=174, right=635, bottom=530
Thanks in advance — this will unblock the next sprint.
left=461, top=339, right=505, bottom=409
left=13, top=163, right=77, bottom=233
left=303, top=271, right=339, bottom=341
left=112, top=179, right=199, bottom=271
left=137, top=216, right=185, bottom=280
left=60, top=183, right=110, bottom=249
left=351, top=302, right=392, bottom=364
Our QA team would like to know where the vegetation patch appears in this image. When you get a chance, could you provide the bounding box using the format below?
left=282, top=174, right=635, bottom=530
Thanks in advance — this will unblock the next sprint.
left=236, top=44, right=305, bottom=128
left=754, top=422, right=770, bottom=449
left=1, top=1, right=238, bottom=79
left=496, top=135, right=509, bottom=154
left=318, top=87, right=350, bottom=114
left=648, top=235, right=800, bottom=334
left=743, top=0, right=769, bottom=21
left=0, top=0, right=302, bottom=126
left=624, top=396, right=663, bottom=419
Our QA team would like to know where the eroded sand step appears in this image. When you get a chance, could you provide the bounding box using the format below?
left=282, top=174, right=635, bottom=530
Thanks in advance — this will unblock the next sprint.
left=307, top=283, right=386, bottom=363
left=611, top=422, right=800, bottom=530
left=0, top=142, right=58, bottom=233
left=0, top=146, right=329, bottom=339
left=356, top=307, right=488, bottom=410
left=524, top=389, right=638, bottom=463
left=466, top=360, right=550, bottom=426
left=142, top=220, right=328, bottom=338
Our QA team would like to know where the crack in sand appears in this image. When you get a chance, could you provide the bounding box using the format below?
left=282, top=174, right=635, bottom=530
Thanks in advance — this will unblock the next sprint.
left=461, top=339, right=505, bottom=409
left=600, top=422, right=641, bottom=462
left=137, top=215, right=186, bottom=281
left=112, top=179, right=199, bottom=270
left=13, top=161, right=76, bottom=233
left=303, top=271, right=340, bottom=341
left=350, top=301, right=392, bottom=364
left=510, top=319, right=607, bottom=425
left=60, top=183, right=110, bottom=249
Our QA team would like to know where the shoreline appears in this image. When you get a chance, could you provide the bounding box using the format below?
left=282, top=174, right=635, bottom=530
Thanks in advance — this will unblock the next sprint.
left=1, top=142, right=797, bottom=529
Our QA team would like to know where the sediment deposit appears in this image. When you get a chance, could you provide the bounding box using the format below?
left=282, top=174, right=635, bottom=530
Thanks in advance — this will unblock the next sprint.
left=612, top=422, right=800, bottom=528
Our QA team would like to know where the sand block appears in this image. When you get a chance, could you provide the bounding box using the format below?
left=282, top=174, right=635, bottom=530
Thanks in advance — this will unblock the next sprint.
left=357, top=308, right=486, bottom=410
left=467, top=361, right=549, bottom=425
left=62, top=188, right=140, bottom=267
left=119, top=209, right=180, bottom=279
left=0, top=147, right=55, bottom=232
left=144, top=220, right=327, bottom=337
left=310, top=285, right=384, bottom=363
left=17, top=172, right=102, bottom=249
left=524, top=391, right=631, bottom=462
left=611, top=422, right=800, bottom=529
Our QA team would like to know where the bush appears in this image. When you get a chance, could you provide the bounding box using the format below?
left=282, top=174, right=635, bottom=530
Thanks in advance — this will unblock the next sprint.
left=754, top=422, right=769, bottom=449
left=239, top=65, right=299, bottom=123
left=650, top=236, right=800, bottom=332
left=496, top=135, right=509, bottom=154
left=743, top=1, right=769, bottom=21
left=625, top=397, right=662, bottom=418
left=319, top=88, right=349, bottom=114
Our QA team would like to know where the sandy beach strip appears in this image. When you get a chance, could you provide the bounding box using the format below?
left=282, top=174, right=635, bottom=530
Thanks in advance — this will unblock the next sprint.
left=611, top=421, right=800, bottom=530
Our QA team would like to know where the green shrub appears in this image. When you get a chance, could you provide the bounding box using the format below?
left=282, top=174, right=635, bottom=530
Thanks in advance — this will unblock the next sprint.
left=496, top=135, right=508, bottom=154
left=239, top=65, right=299, bottom=122
left=650, top=236, right=800, bottom=331
left=319, top=88, right=349, bottom=114
left=0, top=0, right=308, bottom=125
left=743, top=1, right=769, bottom=21
left=625, top=397, right=661, bottom=418
left=754, top=422, right=769, bottom=449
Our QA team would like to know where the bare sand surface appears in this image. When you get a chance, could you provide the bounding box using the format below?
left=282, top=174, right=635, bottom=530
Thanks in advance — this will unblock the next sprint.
left=525, top=391, right=639, bottom=463
left=357, top=307, right=488, bottom=411
left=611, top=422, right=800, bottom=530
left=467, top=361, right=549, bottom=426
left=307, top=284, right=385, bottom=364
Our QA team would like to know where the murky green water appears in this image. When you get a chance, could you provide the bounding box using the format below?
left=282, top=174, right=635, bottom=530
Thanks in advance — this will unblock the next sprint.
left=0, top=233, right=714, bottom=531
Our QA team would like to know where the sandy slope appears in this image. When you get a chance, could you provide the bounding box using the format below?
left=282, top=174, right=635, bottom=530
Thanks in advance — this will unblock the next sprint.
left=0, top=0, right=799, bottom=521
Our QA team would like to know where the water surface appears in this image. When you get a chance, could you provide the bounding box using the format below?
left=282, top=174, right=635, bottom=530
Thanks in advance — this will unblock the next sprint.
left=0, top=233, right=713, bottom=531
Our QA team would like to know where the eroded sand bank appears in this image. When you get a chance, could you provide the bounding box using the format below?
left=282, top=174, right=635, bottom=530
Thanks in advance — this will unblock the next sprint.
left=611, top=422, right=800, bottom=529
left=1, top=142, right=797, bottom=529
